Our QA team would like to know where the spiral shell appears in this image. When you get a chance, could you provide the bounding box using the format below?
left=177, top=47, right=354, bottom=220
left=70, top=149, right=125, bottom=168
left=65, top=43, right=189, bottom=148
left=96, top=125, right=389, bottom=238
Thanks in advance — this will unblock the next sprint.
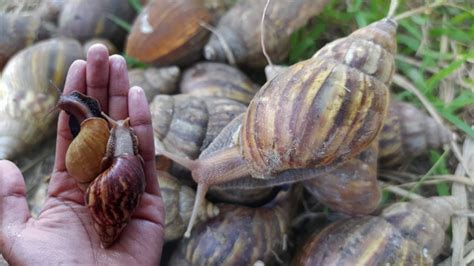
left=169, top=191, right=292, bottom=265
left=0, top=13, right=50, bottom=69
left=241, top=19, right=397, bottom=178
left=125, top=0, right=211, bottom=66
left=0, top=38, right=84, bottom=159
left=129, top=66, right=181, bottom=102
left=204, top=0, right=329, bottom=68
left=158, top=171, right=219, bottom=241
left=59, top=0, right=136, bottom=46
left=303, top=141, right=380, bottom=215
left=379, top=100, right=453, bottom=167
left=180, top=62, right=259, bottom=104
left=293, top=197, right=457, bottom=265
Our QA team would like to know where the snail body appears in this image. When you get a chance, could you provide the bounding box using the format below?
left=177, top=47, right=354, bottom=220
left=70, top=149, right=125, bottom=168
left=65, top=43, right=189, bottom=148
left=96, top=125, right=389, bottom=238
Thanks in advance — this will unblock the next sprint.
left=180, top=62, right=259, bottom=104
left=85, top=114, right=145, bottom=248
left=204, top=0, right=329, bottom=68
left=0, top=38, right=84, bottom=159
left=125, top=0, right=211, bottom=66
left=157, top=18, right=397, bottom=236
left=128, top=66, right=181, bottom=102
left=379, top=100, right=453, bottom=167
left=293, top=197, right=457, bottom=265
left=0, top=13, right=50, bottom=69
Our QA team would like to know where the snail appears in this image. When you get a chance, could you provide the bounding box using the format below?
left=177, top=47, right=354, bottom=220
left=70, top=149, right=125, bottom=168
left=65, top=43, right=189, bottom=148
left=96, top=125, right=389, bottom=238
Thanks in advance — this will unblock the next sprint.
left=169, top=189, right=292, bottom=265
left=203, top=0, right=329, bottom=68
left=180, top=62, right=259, bottom=105
left=293, top=196, right=458, bottom=265
left=157, top=18, right=398, bottom=236
left=0, top=38, right=84, bottom=160
left=158, top=171, right=219, bottom=242
left=379, top=100, right=453, bottom=167
left=56, top=91, right=109, bottom=190
left=303, top=141, right=381, bottom=215
left=125, top=0, right=211, bottom=66
left=85, top=113, right=146, bottom=248
left=35, top=0, right=65, bottom=23
left=203, top=0, right=235, bottom=23
left=59, top=0, right=136, bottom=47
left=128, top=66, right=181, bottom=102
left=0, top=13, right=50, bottom=69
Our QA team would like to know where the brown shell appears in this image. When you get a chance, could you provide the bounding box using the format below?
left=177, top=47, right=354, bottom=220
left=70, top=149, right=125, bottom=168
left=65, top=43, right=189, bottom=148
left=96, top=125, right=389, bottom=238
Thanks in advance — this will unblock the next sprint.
left=379, top=100, right=453, bottom=167
left=303, top=142, right=381, bottom=215
left=180, top=62, right=259, bottom=104
left=240, top=18, right=397, bottom=178
left=86, top=154, right=145, bottom=248
left=169, top=192, right=291, bottom=265
left=59, top=0, right=136, bottom=46
left=128, top=66, right=181, bottom=102
left=125, top=0, right=211, bottom=66
left=204, top=0, right=329, bottom=68
left=0, top=38, right=84, bottom=159
left=0, top=13, right=50, bottom=69
left=293, top=197, right=457, bottom=265
left=65, top=118, right=110, bottom=187
left=158, top=171, right=219, bottom=241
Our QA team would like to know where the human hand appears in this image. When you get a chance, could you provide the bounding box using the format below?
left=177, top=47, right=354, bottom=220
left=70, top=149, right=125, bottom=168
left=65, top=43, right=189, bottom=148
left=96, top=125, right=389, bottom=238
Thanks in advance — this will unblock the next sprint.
left=0, top=45, right=164, bottom=265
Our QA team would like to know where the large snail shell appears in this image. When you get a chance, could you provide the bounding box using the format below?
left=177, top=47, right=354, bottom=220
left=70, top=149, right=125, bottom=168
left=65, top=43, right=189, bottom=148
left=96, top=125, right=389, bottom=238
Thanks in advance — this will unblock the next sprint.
left=169, top=191, right=291, bottom=265
left=35, top=0, right=66, bottom=23
left=303, top=141, right=381, bottom=215
left=65, top=118, right=110, bottom=187
left=204, top=0, right=329, bottom=68
left=158, top=171, right=219, bottom=241
left=0, top=38, right=83, bottom=159
left=59, top=0, right=135, bottom=46
left=129, top=66, right=181, bottom=102
left=0, top=13, right=50, bottom=69
left=203, top=0, right=235, bottom=23
left=293, top=197, right=456, bottom=265
left=379, top=100, right=453, bottom=167
left=125, top=0, right=211, bottom=66
left=240, top=18, right=397, bottom=178
left=180, top=62, right=259, bottom=104
left=86, top=154, right=145, bottom=248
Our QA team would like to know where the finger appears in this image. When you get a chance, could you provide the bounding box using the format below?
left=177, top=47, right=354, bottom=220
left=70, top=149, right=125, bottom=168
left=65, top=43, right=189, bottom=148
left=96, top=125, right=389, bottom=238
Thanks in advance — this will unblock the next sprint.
left=108, top=55, right=129, bottom=120
left=86, top=44, right=110, bottom=113
left=128, top=86, right=160, bottom=196
left=0, top=160, right=30, bottom=226
left=53, top=60, right=87, bottom=173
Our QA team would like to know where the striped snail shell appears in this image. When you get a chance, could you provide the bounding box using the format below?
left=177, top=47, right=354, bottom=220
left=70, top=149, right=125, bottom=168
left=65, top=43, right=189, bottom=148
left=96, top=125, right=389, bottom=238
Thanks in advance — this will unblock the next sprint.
left=204, top=0, right=329, bottom=68
left=129, top=66, right=181, bottom=102
left=0, top=13, right=50, bottom=69
left=293, top=196, right=458, bottom=265
left=379, top=100, right=453, bottom=167
left=0, top=38, right=84, bottom=159
left=180, top=62, right=259, bottom=105
left=158, top=171, right=219, bottom=242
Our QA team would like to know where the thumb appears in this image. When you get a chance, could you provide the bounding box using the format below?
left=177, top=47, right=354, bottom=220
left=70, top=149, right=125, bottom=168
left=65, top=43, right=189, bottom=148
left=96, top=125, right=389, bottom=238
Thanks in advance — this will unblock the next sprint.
left=0, top=160, right=30, bottom=227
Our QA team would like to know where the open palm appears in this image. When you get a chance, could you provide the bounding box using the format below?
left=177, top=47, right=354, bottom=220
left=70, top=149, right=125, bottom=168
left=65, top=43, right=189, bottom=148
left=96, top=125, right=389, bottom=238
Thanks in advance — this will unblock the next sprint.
left=0, top=45, right=164, bottom=265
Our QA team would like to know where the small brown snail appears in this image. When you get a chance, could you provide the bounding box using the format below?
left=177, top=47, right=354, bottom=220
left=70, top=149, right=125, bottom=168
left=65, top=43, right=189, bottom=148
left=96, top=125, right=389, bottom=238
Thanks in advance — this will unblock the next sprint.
left=293, top=196, right=458, bottom=265
left=158, top=171, right=219, bottom=242
left=180, top=62, right=259, bottom=105
left=59, top=0, right=136, bottom=46
left=303, top=141, right=381, bottom=215
left=56, top=91, right=109, bottom=190
left=0, top=13, right=50, bottom=69
left=0, top=38, right=84, bottom=160
left=379, top=100, right=453, bottom=167
left=204, top=0, right=329, bottom=68
left=85, top=113, right=146, bottom=248
left=128, top=66, right=181, bottom=102
left=169, top=189, right=292, bottom=265
left=125, top=0, right=211, bottom=66
left=157, top=18, right=398, bottom=236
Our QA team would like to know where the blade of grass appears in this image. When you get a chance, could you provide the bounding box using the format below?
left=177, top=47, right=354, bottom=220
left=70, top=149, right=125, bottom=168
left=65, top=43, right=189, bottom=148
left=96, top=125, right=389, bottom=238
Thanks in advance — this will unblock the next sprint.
left=107, top=14, right=132, bottom=32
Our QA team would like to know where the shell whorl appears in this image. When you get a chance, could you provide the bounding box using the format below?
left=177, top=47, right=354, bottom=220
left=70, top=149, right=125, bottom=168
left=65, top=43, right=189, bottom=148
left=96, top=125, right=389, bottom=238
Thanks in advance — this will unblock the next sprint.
left=128, top=66, right=181, bottom=102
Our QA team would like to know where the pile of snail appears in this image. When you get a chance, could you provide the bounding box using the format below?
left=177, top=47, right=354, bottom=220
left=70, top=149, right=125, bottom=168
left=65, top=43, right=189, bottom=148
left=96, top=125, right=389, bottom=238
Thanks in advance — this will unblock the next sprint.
left=1, top=0, right=467, bottom=264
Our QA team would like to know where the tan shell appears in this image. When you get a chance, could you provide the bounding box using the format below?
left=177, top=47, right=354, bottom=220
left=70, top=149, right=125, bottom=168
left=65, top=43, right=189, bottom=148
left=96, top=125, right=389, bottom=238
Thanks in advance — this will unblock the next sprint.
left=0, top=38, right=84, bottom=159
left=128, top=66, right=181, bottom=102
